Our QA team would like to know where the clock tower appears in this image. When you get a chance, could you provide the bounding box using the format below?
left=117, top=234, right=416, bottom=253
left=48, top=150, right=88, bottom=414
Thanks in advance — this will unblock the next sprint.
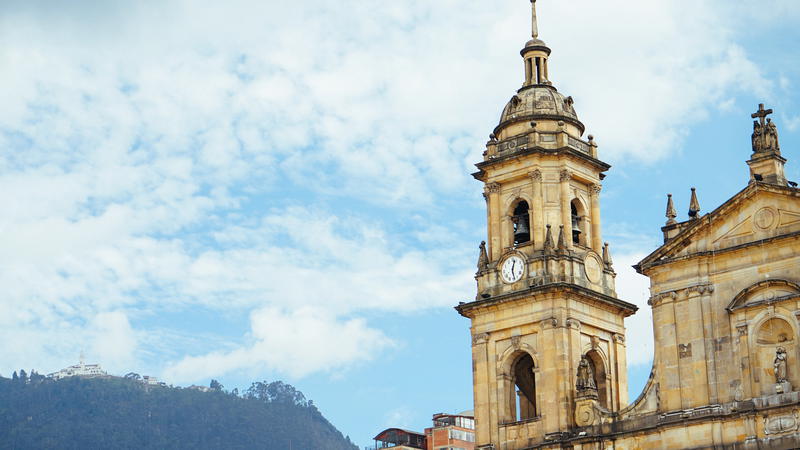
left=456, top=2, right=637, bottom=448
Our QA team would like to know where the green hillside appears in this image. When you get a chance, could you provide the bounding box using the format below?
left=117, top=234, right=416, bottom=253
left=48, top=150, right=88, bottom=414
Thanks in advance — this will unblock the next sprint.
left=0, top=373, right=358, bottom=450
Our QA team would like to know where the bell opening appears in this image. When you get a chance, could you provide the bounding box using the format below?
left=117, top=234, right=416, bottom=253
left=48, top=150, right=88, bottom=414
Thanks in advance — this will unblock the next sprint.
left=513, top=201, right=531, bottom=245
left=571, top=202, right=582, bottom=245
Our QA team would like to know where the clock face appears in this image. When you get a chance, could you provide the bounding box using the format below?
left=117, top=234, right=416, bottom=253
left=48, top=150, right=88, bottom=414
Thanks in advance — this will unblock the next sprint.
left=501, top=255, right=525, bottom=283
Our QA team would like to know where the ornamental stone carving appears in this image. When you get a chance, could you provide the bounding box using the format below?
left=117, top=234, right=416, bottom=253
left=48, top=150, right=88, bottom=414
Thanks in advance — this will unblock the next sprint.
left=486, top=182, right=501, bottom=194
left=529, top=169, right=542, bottom=181
left=576, top=356, right=597, bottom=392
left=472, top=333, right=490, bottom=345
left=775, top=347, right=788, bottom=383
left=559, top=169, right=571, bottom=182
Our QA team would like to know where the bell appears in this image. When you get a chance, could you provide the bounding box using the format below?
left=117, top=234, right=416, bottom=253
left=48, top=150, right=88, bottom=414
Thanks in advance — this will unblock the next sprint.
left=514, top=215, right=530, bottom=243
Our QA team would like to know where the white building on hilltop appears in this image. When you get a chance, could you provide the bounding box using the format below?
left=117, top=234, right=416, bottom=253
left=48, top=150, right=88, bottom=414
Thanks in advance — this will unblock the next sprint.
left=47, top=354, right=107, bottom=380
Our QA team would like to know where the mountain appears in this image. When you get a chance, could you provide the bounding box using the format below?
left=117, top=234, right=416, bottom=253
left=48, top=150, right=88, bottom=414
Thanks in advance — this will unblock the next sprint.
left=0, top=373, right=358, bottom=450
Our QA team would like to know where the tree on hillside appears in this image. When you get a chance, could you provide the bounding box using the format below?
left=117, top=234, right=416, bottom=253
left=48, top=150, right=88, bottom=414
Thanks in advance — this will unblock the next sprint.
left=209, top=379, right=223, bottom=391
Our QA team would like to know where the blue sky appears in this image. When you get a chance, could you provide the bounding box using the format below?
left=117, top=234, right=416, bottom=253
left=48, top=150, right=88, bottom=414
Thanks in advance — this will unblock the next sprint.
left=1, top=0, right=800, bottom=447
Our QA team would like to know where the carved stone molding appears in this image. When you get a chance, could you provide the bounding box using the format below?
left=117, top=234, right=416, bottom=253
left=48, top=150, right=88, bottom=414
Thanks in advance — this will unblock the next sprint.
left=473, top=332, right=490, bottom=345
left=764, top=410, right=800, bottom=435
left=565, top=318, right=581, bottom=330
left=540, top=317, right=559, bottom=329
left=486, top=182, right=501, bottom=194
left=559, top=169, right=571, bottom=182
left=649, top=283, right=715, bottom=306
left=529, top=169, right=542, bottom=181
left=737, top=324, right=749, bottom=337
left=590, top=184, right=602, bottom=196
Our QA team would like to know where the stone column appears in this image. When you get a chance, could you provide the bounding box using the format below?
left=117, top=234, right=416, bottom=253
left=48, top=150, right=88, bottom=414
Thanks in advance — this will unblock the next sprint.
left=559, top=170, right=573, bottom=249
left=529, top=170, right=544, bottom=248
left=486, top=183, right=502, bottom=261
left=590, top=184, right=603, bottom=253
left=472, top=332, right=492, bottom=446
left=612, top=333, right=628, bottom=408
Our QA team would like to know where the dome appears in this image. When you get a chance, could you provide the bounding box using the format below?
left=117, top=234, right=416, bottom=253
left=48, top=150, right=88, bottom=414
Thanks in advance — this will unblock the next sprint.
left=497, top=85, right=584, bottom=135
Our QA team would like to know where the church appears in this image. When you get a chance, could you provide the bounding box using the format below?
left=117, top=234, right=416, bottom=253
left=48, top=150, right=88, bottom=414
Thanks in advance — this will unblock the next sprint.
left=456, top=2, right=800, bottom=449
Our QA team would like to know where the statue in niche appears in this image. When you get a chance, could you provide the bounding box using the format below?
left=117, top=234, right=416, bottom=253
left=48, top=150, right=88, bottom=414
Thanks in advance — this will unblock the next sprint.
left=576, top=356, right=597, bottom=391
left=774, top=347, right=788, bottom=383
left=477, top=241, right=488, bottom=272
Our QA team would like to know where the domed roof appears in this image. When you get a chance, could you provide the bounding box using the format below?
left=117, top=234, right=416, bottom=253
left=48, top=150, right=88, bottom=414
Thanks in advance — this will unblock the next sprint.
left=497, top=85, right=584, bottom=135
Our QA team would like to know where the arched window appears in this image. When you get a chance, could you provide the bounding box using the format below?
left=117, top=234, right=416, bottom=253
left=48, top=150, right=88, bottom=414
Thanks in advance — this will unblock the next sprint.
left=512, top=201, right=531, bottom=245
left=571, top=200, right=585, bottom=246
left=512, top=353, right=537, bottom=421
left=584, top=350, right=608, bottom=408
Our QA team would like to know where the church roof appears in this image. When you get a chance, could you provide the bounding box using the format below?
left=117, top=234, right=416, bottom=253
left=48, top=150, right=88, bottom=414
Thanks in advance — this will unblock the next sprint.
left=635, top=182, right=800, bottom=274
left=496, top=85, right=584, bottom=136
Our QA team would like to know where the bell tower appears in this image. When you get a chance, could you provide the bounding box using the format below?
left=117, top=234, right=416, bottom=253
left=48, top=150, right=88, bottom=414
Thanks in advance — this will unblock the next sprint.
left=456, top=2, right=637, bottom=448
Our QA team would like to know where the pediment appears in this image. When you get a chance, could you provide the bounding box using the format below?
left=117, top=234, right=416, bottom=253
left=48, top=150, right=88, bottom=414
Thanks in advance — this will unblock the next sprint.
left=727, top=279, right=800, bottom=311
left=638, top=183, right=800, bottom=272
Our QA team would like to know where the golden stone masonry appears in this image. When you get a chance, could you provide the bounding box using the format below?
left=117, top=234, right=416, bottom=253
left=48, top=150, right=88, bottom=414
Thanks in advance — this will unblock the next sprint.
left=456, top=2, right=800, bottom=449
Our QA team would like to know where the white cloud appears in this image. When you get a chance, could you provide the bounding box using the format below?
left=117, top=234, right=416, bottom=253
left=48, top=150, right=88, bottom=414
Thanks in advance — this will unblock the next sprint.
left=163, top=307, right=394, bottom=382
left=0, top=0, right=795, bottom=382
left=91, top=311, right=137, bottom=373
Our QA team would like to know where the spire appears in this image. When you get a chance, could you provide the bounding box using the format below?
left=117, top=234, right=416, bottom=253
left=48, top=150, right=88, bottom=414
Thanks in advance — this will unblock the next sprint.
left=688, top=187, right=700, bottom=219
left=665, top=194, right=677, bottom=225
left=521, top=0, right=550, bottom=86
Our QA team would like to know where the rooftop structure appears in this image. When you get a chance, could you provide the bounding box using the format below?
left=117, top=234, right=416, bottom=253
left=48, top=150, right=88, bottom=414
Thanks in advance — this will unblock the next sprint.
left=47, top=354, right=107, bottom=380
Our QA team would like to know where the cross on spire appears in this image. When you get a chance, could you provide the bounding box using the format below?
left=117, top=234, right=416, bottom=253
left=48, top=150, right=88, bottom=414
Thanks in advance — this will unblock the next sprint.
left=531, top=0, right=539, bottom=39
left=751, top=103, right=773, bottom=128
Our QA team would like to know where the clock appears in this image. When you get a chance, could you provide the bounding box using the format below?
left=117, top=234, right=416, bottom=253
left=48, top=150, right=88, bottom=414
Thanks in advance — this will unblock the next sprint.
left=501, top=255, right=525, bottom=283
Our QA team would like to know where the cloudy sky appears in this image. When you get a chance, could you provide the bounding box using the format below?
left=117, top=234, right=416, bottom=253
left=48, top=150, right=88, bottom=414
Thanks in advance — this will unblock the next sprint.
left=1, top=0, right=799, bottom=446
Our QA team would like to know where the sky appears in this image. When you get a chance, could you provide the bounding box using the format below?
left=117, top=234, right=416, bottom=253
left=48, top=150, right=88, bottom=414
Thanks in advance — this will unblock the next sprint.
left=1, top=0, right=800, bottom=447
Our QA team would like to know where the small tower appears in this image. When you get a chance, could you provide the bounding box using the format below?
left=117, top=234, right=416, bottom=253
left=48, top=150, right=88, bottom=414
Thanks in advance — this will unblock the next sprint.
left=456, top=2, right=637, bottom=448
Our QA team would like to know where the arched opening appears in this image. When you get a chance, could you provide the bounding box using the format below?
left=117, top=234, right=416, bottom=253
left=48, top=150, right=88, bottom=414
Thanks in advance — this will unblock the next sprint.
left=512, top=201, right=531, bottom=246
left=571, top=200, right=586, bottom=246
left=585, top=350, right=608, bottom=409
left=511, top=353, right=537, bottom=421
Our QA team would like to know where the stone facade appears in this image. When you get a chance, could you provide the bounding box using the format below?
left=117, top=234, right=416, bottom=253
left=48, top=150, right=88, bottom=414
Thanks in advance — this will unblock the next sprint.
left=456, top=2, right=800, bottom=449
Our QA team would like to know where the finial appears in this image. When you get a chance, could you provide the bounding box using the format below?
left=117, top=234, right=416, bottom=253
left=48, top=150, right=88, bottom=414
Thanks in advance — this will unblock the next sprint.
left=477, top=241, right=489, bottom=272
left=603, top=242, right=613, bottom=266
left=688, top=188, right=700, bottom=219
left=665, top=194, right=677, bottom=225
left=531, top=0, right=539, bottom=39
left=557, top=224, right=566, bottom=251
left=544, top=224, right=554, bottom=252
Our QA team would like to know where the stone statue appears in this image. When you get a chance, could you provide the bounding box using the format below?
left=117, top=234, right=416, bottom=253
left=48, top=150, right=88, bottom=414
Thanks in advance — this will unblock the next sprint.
left=766, top=118, right=780, bottom=153
left=576, top=356, right=597, bottom=391
left=752, top=120, right=763, bottom=153
left=775, top=347, right=788, bottom=383
left=477, top=241, right=489, bottom=272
